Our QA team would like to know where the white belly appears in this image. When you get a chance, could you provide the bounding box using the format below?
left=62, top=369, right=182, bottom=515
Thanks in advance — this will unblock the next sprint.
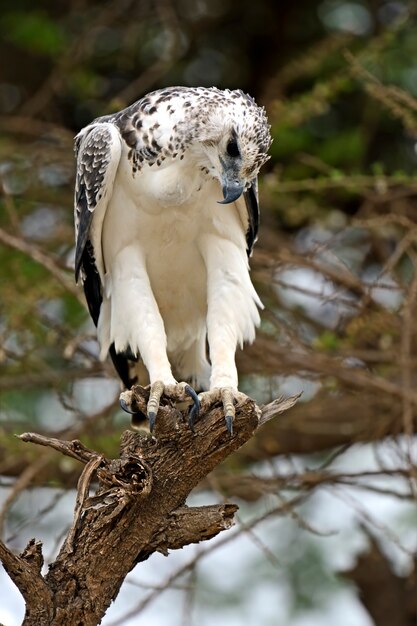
left=101, top=160, right=213, bottom=356
left=144, top=210, right=208, bottom=353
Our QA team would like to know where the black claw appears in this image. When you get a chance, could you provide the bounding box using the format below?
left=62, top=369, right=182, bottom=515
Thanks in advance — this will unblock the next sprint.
left=185, top=385, right=200, bottom=412
left=148, top=411, right=156, bottom=433
left=185, top=385, right=200, bottom=432
left=188, top=413, right=196, bottom=433
left=188, top=404, right=199, bottom=432
left=225, top=415, right=234, bottom=436
left=120, top=397, right=136, bottom=415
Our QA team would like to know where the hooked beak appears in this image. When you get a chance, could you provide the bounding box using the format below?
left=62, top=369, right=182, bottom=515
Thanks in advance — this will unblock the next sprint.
left=217, top=161, right=244, bottom=204
left=218, top=179, right=244, bottom=204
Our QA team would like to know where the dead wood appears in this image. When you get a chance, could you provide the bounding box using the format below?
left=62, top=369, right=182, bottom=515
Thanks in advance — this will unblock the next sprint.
left=0, top=387, right=297, bottom=626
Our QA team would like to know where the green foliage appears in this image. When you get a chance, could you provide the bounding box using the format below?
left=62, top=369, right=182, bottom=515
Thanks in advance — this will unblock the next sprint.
left=316, top=128, right=364, bottom=167
left=313, top=331, right=340, bottom=352
left=1, top=10, right=67, bottom=57
left=68, top=68, right=105, bottom=100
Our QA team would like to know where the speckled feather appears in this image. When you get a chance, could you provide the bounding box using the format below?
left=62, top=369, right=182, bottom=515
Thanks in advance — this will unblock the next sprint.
left=95, top=87, right=270, bottom=172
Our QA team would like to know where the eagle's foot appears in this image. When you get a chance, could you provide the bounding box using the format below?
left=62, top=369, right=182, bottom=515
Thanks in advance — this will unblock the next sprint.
left=198, top=388, right=248, bottom=435
left=147, top=381, right=200, bottom=433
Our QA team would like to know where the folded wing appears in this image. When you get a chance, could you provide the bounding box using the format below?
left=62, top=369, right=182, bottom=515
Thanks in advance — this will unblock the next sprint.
left=74, top=122, right=122, bottom=324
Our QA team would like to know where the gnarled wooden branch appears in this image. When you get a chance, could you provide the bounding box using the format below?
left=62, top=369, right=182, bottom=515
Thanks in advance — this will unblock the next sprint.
left=0, top=538, right=53, bottom=625
left=0, top=389, right=297, bottom=625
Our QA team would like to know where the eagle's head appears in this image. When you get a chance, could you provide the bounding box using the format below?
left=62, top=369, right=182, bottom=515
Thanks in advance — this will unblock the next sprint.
left=190, top=88, right=272, bottom=204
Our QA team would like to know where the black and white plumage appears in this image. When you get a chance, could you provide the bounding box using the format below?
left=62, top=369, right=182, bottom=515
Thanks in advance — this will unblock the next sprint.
left=74, top=86, right=271, bottom=431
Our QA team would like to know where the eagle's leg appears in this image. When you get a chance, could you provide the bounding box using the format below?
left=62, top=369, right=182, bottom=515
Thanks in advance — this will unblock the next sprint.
left=198, top=234, right=260, bottom=434
left=198, top=388, right=248, bottom=435
left=147, top=381, right=200, bottom=432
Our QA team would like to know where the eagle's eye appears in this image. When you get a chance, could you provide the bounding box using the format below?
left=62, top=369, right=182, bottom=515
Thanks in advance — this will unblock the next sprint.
left=226, top=140, right=240, bottom=158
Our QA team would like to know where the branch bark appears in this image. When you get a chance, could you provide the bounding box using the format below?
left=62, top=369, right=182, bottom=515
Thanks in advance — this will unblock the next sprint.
left=0, top=388, right=297, bottom=625
left=0, top=538, right=53, bottom=625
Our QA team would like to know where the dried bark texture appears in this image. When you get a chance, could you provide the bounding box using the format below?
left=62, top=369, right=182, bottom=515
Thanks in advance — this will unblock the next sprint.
left=0, top=538, right=53, bottom=624
left=0, top=388, right=297, bottom=626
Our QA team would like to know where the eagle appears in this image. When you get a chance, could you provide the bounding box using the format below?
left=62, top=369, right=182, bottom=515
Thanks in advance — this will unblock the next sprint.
left=74, top=86, right=271, bottom=433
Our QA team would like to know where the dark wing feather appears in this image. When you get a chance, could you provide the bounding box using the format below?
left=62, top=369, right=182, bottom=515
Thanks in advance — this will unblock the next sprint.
left=74, top=123, right=120, bottom=282
left=74, top=122, right=122, bottom=323
left=108, top=344, right=138, bottom=389
left=74, top=124, right=136, bottom=385
left=243, top=179, right=260, bottom=255
left=80, top=241, right=102, bottom=325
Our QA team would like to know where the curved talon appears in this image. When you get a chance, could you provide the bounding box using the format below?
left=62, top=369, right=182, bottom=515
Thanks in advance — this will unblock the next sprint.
left=185, top=384, right=200, bottom=408
left=185, top=384, right=200, bottom=432
left=148, top=411, right=157, bottom=433
left=188, top=413, right=196, bottom=433
left=225, top=414, right=234, bottom=436
left=120, top=394, right=147, bottom=429
left=146, top=381, right=201, bottom=432
left=197, top=387, right=242, bottom=433
left=120, top=397, right=136, bottom=415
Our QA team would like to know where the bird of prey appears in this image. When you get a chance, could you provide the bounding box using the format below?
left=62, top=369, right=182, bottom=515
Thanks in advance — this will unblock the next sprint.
left=74, top=86, right=271, bottom=432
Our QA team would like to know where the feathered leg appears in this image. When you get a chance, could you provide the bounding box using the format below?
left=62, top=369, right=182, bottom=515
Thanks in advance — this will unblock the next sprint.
left=107, top=245, right=199, bottom=429
left=199, top=234, right=261, bottom=433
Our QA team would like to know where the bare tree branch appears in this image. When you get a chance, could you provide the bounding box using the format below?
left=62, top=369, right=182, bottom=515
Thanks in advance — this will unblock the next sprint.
left=0, top=390, right=295, bottom=625
left=0, top=538, right=53, bottom=625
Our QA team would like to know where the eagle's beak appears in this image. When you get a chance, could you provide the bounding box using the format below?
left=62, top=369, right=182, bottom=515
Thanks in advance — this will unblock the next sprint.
left=219, top=179, right=244, bottom=204
left=218, top=166, right=244, bottom=204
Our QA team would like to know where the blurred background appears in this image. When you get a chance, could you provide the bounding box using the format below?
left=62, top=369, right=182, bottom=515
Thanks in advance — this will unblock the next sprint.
left=1, top=0, right=417, bottom=624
